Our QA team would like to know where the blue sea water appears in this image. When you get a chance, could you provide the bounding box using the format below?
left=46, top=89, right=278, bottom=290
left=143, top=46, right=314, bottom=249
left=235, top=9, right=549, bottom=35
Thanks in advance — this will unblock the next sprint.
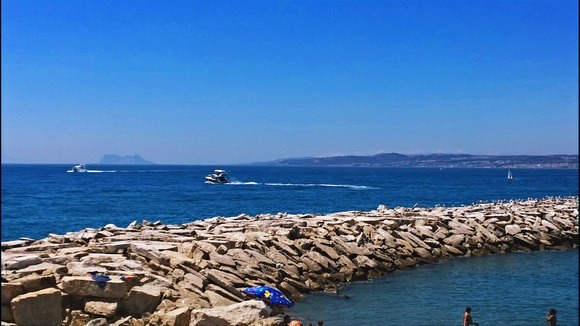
left=2, top=165, right=577, bottom=241
left=290, top=249, right=579, bottom=326
left=1, top=164, right=578, bottom=325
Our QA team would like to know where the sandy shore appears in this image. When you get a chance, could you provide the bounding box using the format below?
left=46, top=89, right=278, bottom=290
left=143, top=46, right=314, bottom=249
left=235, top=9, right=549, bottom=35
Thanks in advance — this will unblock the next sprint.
left=1, top=196, right=578, bottom=325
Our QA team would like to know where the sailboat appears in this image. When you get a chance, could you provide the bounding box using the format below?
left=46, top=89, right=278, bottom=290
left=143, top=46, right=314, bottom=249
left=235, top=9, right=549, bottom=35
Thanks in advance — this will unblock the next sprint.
left=507, top=170, right=514, bottom=180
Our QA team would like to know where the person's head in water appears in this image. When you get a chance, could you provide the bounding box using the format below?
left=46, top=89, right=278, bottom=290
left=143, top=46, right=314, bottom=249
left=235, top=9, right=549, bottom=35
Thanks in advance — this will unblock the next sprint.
left=466, top=307, right=472, bottom=313
left=548, top=308, right=556, bottom=315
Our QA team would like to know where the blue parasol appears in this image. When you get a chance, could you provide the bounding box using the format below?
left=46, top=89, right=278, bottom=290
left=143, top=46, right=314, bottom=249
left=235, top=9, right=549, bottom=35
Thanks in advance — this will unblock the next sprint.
left=242, top=285, right=294, bottom=308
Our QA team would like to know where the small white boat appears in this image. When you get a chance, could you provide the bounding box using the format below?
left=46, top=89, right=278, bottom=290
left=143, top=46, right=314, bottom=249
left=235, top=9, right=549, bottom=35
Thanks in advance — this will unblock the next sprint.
left=205, top=169, right=229, bottom=184
left=72, top=163, right=87, bottom=173
left=507, top=170, right=514, bottom=180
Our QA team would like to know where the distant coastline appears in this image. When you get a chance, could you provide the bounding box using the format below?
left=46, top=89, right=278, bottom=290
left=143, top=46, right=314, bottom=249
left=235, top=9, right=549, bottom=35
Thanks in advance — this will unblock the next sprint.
left=1, top=153, right=578, bottom=168
left=255, top=153, right=578, bottom=169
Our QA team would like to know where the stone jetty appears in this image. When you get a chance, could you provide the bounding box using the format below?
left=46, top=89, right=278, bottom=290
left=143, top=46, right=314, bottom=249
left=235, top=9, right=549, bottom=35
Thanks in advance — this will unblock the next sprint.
left=2, top=197, right=578, bottom=326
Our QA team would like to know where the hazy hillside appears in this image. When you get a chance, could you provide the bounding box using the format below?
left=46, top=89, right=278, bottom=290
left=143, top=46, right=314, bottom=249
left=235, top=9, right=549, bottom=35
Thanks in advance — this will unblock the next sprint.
left=260, top=153, right=578, bottom=168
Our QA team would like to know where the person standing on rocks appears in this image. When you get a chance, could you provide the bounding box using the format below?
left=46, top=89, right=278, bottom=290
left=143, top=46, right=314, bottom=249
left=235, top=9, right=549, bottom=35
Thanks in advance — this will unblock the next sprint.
left=463, top=307, right=479, bottom=326
left=546, top=308, right=557, bottom=326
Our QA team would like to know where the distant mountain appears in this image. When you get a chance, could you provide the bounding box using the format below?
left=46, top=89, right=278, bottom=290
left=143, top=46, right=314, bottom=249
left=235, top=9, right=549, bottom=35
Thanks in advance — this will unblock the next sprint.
left=261, top=153, right=578, bottom=168
left=98, top=154, right=154, bottom=165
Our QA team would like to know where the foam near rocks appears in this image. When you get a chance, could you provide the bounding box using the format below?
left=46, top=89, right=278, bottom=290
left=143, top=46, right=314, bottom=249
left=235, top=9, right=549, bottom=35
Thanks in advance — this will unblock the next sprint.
left=1, top=197, right=578, bottom=325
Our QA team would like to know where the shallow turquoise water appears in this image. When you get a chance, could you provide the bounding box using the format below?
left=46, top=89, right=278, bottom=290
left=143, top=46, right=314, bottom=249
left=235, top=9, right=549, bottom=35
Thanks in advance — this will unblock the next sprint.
left=289, top=249, right=579, bottom=326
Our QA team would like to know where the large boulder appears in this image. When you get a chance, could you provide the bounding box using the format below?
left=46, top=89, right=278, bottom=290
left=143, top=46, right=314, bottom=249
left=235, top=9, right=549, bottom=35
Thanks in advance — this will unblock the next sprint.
left=120, top=284, right=162, bottom=316
left=12, top=274, right=57, bottom=293
left=1, top=282, right=24, bottom=304
left=443, top=234, right=465, bottom=247
left=505, top=224, right=522, bottom=235
left=188, top=312, right=231, bottom=326
left=2, top=254, right=43, bottom=270
left=161, top=307, right=191, bottom=326
left=60, top=276, right=128, bottom=298
left=84, top=300, right=118, bottom=317
left=65, top=310, right=93, bottom=325
left=11, top=288, right=62, bottom=326
left=413, top=225, right=436, bottom=239
left=1, top=304, right=15, bottom=323
left=204, top=284, right=241, bottom=307
left=190, top=300, right=272, bottom=326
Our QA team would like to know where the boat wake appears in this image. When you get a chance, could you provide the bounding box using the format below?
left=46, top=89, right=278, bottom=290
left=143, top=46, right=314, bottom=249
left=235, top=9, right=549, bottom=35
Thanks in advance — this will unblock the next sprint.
left=67, top=169, right=193, bottom=173
left=266, top=183, right=376, bottom=190
left=226, top=181, right=259, bottom=185
left=226, top=181, right=375, bottom=190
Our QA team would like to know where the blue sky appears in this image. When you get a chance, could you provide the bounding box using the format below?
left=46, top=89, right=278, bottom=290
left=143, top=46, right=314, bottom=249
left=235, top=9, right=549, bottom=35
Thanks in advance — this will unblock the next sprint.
left=2, top=0, right=578, bottom=164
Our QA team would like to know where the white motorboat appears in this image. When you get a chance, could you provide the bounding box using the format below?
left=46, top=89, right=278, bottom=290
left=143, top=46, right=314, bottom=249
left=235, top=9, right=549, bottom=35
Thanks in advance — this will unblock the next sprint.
left=507, top=170, right=514, bottom=180
left=72, top=163, right=87, bottom=173
left=205, top=169, right=229, bottom=184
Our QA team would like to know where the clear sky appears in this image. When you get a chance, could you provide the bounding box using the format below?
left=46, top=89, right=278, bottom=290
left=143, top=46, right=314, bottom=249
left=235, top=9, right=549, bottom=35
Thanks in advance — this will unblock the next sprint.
left=2, top=0, right=578, bottom=165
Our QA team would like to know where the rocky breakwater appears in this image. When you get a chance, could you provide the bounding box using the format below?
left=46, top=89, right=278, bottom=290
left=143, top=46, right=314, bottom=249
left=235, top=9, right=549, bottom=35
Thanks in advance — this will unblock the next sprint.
left=2, top=197, right=578, bottom=326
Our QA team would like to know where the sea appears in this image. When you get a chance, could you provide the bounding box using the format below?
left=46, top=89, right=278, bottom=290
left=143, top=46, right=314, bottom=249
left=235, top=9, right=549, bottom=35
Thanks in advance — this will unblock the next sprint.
left=1, top=164, right=578, bottom=325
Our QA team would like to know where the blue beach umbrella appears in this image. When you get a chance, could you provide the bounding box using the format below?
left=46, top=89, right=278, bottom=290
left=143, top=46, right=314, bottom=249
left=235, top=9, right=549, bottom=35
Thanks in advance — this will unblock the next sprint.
left=242, top=285, right=294, bottom=308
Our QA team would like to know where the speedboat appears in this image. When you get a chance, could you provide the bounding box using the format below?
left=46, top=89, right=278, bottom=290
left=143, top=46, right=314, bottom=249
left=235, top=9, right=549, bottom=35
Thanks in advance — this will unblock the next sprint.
left=72, top=163, right=87, bottom=173
left=205, top=169, right=229, bottom=184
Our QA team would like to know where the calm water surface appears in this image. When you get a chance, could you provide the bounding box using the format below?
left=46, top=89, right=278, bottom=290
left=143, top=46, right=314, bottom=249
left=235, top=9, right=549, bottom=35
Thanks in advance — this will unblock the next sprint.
left=2, top=165, right=577, bottom=241
left=290, top=249, right=579, bottom=326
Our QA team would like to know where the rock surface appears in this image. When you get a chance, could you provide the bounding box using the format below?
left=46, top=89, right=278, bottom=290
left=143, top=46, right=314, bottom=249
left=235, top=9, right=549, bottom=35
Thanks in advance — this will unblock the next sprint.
left=1, top=197, right=578, bottom=325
